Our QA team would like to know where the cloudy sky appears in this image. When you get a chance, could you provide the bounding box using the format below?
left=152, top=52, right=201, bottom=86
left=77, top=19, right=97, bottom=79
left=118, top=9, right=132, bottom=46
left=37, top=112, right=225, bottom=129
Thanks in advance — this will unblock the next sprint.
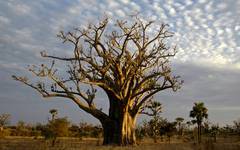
left=0, top=0, right=239, bottom=126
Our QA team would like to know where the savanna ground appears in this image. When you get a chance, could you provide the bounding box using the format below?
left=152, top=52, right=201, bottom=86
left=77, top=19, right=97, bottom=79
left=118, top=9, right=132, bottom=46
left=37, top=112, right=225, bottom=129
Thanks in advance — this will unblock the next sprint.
left=0, top=136, right=240, bottom=150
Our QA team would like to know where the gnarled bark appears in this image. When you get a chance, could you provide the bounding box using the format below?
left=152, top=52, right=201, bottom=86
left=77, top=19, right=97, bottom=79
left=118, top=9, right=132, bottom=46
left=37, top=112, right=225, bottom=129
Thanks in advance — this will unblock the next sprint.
left=100, top=93, right=137, bottom=145
left=102, top=110, right=137, bottom=145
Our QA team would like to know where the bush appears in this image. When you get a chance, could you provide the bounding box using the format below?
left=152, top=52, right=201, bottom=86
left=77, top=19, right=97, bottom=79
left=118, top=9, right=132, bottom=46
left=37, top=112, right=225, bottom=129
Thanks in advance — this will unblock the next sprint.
left=42, top=117, right=70, bottom=139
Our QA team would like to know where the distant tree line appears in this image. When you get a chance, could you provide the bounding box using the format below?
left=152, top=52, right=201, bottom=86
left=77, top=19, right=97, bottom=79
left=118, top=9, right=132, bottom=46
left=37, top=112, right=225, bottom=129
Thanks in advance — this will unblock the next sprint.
left=135, top=117, right=240, bottom=144
left=1, top=103, right=240, bottom=145
left=0, top=111, right=102, bottom=140
left=135, top=102, right=240, bottom=144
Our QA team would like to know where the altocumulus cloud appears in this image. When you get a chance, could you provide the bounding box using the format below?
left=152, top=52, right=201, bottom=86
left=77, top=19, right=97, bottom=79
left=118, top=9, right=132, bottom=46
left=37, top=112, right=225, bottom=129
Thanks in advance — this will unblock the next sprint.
left=0, top=0, right=239, bottom=125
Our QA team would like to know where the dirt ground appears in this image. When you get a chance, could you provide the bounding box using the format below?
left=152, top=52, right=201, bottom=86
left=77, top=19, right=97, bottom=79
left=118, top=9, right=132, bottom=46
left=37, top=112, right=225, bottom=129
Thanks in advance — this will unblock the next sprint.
left=0, top=137, right=240, bottom=150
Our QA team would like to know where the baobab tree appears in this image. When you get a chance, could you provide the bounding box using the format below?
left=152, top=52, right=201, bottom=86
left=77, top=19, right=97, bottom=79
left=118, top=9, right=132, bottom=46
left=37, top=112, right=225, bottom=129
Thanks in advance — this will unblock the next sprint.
left=190, top=102, right=208, bottom=144
left=12, top=17, right=182, bottom=145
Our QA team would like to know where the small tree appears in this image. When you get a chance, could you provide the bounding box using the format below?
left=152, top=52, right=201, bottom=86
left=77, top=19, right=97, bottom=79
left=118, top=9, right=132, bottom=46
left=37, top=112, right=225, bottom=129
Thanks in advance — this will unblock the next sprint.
left=77, top=122, right=102, bottom=138
left=221, top=124, right=234, bottom=138
left=135, top=125, right=146, bottom=141
left=49, top=109, right=58, bottom=121
left=233, top=119, right=240, bottom=135
left=0, top=113, right=11, bottom=137
left=157, top=118, right=169, bottom=142
left=162, top=121, right=177, bottom=143
left=16, top=121, right=27, bottom=136
left=147, top=118, right=160, bottom=143
left=175, top=117, right=184, bottom=136
left=190, top=102, right=208, bottom=144
left=12, top=16, right=182, bottom=145
left=209, top=124, right=219, bottom=142
left=42, top=117, right=70, bottom=146
left=50, top=118, right=70, bottom=137
left=142, top=100, right=162, bottom=143
left=0, top=114, right=10, bottom=129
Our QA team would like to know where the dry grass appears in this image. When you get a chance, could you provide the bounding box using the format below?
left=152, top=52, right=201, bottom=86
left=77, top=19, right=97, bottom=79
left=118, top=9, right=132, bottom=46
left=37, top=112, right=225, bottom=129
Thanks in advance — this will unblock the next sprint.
left=0, top=137, right=240, bottom=150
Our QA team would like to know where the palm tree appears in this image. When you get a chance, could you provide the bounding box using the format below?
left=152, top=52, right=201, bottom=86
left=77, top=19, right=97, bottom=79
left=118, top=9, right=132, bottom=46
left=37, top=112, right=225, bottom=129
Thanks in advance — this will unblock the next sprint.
left=49, top=109, right=58, bottom=121
left=189, top=102, right=208, bottom=144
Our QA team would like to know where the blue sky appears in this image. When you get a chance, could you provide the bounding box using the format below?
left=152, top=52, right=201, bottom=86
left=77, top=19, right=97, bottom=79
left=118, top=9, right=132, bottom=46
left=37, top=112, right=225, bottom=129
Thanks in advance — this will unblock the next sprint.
left=0, top=0, right=240, bottom=125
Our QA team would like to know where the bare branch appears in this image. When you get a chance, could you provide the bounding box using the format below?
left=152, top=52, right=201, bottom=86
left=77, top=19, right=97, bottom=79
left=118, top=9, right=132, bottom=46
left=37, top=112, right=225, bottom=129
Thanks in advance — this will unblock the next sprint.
left=13, top=16, right=182, bottom=125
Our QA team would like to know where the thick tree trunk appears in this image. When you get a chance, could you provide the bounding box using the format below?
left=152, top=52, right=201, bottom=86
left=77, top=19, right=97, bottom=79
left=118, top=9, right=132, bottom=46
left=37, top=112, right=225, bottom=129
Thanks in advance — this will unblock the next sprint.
left=101, top=112, right=137, bottom=145
left=99, top=91, right=138, bottom=145
left=100, top=95, right=137, bottom=145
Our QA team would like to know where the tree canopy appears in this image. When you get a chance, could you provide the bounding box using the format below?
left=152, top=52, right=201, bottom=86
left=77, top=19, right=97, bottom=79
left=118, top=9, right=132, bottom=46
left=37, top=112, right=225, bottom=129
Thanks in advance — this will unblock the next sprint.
left=190, top=102, right=208, bottom=125
left=12, top=17, right=182, bottom=145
